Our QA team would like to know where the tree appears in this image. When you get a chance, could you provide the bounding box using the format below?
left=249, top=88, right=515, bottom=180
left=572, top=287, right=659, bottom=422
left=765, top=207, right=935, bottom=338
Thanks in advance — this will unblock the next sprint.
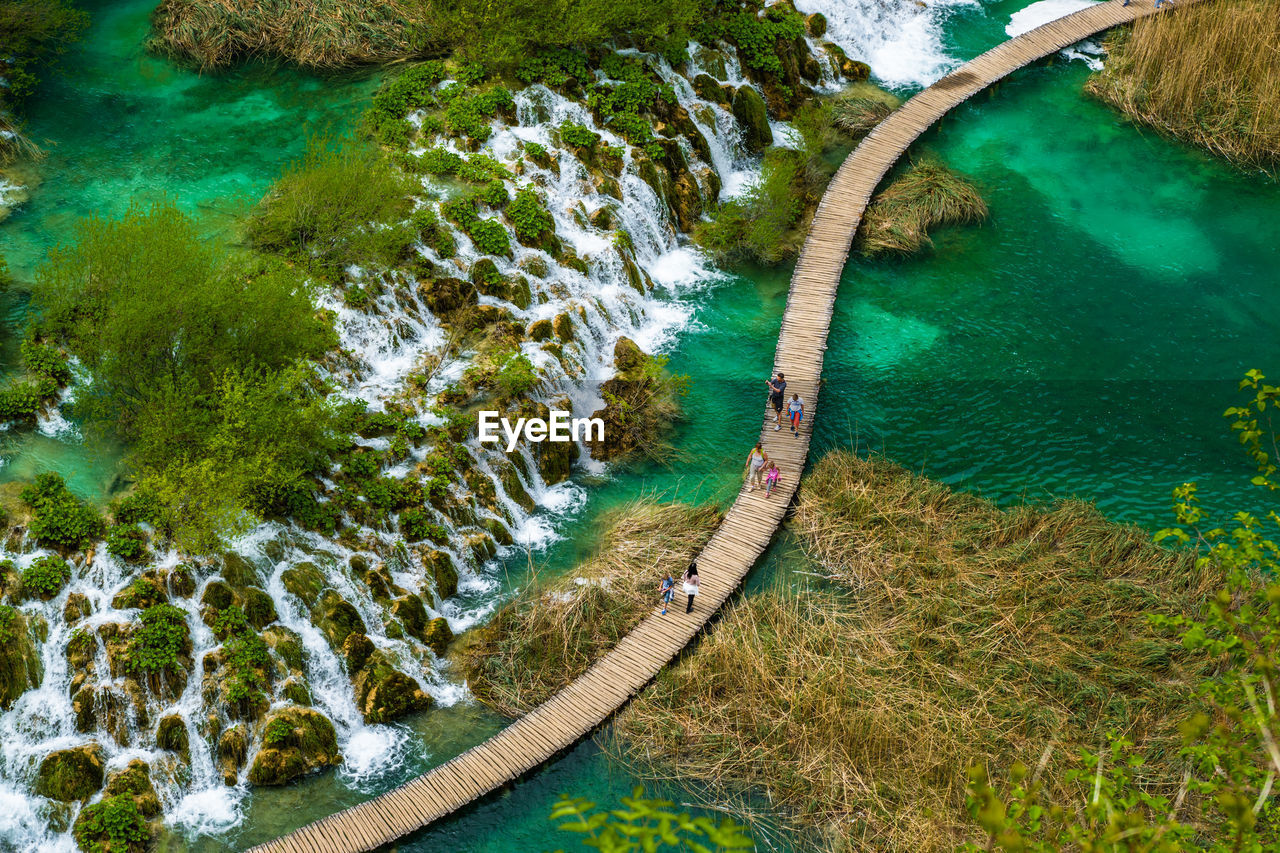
left=34, top=203, right=342, bottom=550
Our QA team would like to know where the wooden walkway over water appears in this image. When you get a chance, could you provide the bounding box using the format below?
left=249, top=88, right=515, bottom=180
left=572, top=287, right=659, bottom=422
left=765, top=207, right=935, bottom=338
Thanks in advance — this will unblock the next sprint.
left=249, top=3, right=1192, bottom=849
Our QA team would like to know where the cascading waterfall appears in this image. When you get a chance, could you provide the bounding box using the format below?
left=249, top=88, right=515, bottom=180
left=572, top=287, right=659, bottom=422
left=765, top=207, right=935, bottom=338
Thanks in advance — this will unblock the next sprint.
left=0, top=18, right=883, bottom=849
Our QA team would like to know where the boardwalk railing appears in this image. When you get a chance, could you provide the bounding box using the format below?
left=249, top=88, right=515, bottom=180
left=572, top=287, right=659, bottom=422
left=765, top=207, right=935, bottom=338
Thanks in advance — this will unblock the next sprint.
left=249, top=3, right=1198, bottom=849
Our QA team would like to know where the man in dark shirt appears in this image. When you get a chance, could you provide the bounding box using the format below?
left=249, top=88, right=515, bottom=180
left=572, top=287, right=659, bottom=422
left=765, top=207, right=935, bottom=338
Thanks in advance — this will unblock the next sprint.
left=767, top=372, right=786, bottom=430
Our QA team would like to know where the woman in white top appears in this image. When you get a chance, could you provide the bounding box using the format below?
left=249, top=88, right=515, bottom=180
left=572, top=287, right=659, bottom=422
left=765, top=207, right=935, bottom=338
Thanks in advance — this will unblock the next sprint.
left=745, top=441, right=769, bottom=491
left=681, top=562, right=700, bottom=613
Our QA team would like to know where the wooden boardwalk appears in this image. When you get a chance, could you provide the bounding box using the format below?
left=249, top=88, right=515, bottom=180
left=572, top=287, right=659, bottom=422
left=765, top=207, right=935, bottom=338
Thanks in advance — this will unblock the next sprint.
left=249, top=3, right=1195, bottom=849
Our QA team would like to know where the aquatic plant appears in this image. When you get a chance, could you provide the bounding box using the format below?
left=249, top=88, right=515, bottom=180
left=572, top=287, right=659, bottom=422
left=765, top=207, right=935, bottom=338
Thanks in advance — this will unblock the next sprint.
left=829, top=96, right=893, bottom=138
left=126, top=604, right=190, bottom=676
left=20, top=555, right=70, bottom=600
left=856, top=158, right=987, bottom=256
left=1087, top=0, right=1280, bottom=173
left=611, top=452, right=1216, bottom=850
left=105, top=524, right=147, bottom=562
left=463, top=500, right=721, bottom=716
left=73, top=792, right=148, bottom=853
left=0, top=0, right=88, bottom=161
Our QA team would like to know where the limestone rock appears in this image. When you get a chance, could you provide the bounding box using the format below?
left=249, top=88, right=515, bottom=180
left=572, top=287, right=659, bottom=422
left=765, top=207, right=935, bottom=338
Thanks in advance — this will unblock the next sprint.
left=35, top=744, right=105, bottom=802
left=732, top=86, right=773, bottom=154
left=248, top=707, right=340, bottom=787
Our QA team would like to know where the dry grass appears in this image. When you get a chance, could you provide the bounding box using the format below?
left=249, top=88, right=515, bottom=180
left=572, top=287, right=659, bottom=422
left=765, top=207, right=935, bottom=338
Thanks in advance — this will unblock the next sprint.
left=148, top=0, right=434, bottom=70
left=611, top=452, right=1220, bottom=851
left=830, top=97, right=893, bottom=138
left=856, top=158, right=987, bottom=256
left=461, top=500, right=721, bottom=717
left=1087, top=0, right=1280, bottom=173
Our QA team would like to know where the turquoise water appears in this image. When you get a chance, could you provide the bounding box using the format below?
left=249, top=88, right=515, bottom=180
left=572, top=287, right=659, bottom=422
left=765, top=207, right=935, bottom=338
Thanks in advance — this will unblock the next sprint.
left=1, top=0, right=1277, bottom=848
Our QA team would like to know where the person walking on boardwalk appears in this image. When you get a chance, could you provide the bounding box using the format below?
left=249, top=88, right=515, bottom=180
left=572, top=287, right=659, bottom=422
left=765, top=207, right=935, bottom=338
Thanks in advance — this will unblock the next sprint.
left=658, top=573, right=675, bottom=615
left=764, top=461, right=780, bottom=498
left=745, top=441, right=769, bottom=491
left=787, top=393, right=805, bottom=437
left=681, top=562, right=700, bottom=613
left=767, top=372, right=787, bottom=430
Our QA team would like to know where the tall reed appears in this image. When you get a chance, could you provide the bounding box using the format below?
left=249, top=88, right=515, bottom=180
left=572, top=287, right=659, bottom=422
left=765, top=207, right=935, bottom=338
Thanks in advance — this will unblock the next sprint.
left=612, top=453, right=1220, bottom=851
left=1087, top=0, right=1280, bottom=173
left=856, top=158, right=987, bottom=256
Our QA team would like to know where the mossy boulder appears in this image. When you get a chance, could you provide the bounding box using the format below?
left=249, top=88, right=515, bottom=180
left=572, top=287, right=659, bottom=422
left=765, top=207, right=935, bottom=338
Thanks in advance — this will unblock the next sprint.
left=422, top=617, right=453, bottom=657
left=390, top=595, right=430, bottom=643
left=111, top=573, right=167, bottom=610
left=221, top=552, right=262, bottom=589
left=217, top=725, right=248, bottom=786
left=0, top=606, right=43, bottom=709
left=241, top=587, right=278, bottom=629
left=416, top=547, right=459, bottom=600
left=247, top=707, right=340, bottom=787
left=315, top=590, right=366, bottom=650
left=552, top=312, right=576, bottom=342
left=494, top=458, right=535, bottom=514
left=167, top=564, right=197, bottom=598
left=823, top=43, right=870, bottom=80
left=72, top=686, right=132, bottom=746
left=805, top=11, right=827, bottom=37
left=534, top=433, right=579, bottom=485
left=351, top=649, right=432, bottom=724
left=419, top=276, right=478, bottom=316
left=104, top=759, right=161, bottom=817
left=281, top=677, right=312, bottom=706
left=199, top=580, right=234, bottom=612
left=73, top=793, right=150, bottom=853
left=263, top=625, right=306, bottom=673
left=613, top=337, right=647, bottom=376
left=63, top=592, right=91, bottom=624
left=35, top=744, right=105, bottom=802
left=527, top=318, right=553, bottom=342
left=281, top=562, right=326, bottom=602
left=692, top=73, right=729, bottom=105
left=156, top=714, right=189, bottom=759
left=732, top=86, right=773, bottom=154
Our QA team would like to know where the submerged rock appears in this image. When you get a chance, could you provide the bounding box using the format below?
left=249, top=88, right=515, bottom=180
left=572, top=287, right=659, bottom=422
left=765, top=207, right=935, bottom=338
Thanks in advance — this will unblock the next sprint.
left=35, top=744, right=105, bottom=802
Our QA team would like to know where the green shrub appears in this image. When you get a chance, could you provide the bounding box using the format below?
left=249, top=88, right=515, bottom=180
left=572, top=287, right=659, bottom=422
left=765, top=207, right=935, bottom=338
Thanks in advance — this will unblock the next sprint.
left=247, top=138, right=413, bottom=279
left=20, top=338, right=71, bottom=383
left=440, top=85, right=514, bottom=141
left=21, top=472, right=104, bottom=550
left=263, top=716, right=293, bottom=747
left=342, top=450, right=383, bottom=481
left=0, top=604, right=20, bottom=644
left=441, top=196, right=512, bottom=257
left=559, top=121, right=600, bottom=150
left=343, top=285, right=372, bottom=309
left=506, top=188, right=556, bottom=244
left=365, top=61, right=448, bottom=145
left=516, top=49, right=592, bottom=88
left=0, top=0, right=89, bottom=115
left=419, top=146, right=463, bottom=176
left=550, top=788, right=753, bottom=852
left=106, top=524, right=148, bottom=562
left=73, top=793, right=148, bottom=853
left=700, top=6, right=806, bottom=78
left=111, top=491, right=162, bottom=526
left=494, top=353, right=540, bottom=399
left=126, top=604, right=189, bottom=675
left=0, top=380, right=45, bottom=421
left=694, top=148, right=805, bottom=266
left=401, top=507, right=447, bottom=542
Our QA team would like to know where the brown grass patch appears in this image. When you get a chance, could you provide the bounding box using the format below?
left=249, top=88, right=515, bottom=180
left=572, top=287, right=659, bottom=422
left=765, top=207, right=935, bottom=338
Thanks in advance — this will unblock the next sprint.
left=611, top=452, right=1218, bottom=851
left=1086, top=0, right=1280, bottom=173
left=461, top=499, right=721, bottom=717
left=856, top=158, right=987, bottom=256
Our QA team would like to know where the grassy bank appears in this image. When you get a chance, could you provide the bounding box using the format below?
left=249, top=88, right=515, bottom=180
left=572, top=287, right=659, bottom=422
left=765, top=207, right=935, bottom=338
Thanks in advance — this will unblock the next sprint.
left=610, top=452, right=1217, bottom=851
left=461, top=500, right=721, bottom=716
left=1087, top=0, right=1280, bottom=173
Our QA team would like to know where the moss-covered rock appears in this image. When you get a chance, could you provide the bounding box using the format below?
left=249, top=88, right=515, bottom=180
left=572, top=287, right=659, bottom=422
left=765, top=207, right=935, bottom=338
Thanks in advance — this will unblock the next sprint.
left=281, top=562, right=325, bottom=602
left=823, top=43, right=870, bottom=80
left=35, top=744, right=105, bottom=802
left=104, top=759, right=161, bottom=818
left=350, top=649, right=431, bottom=724
left=494, top=458, right=536, bottom=514
left=156, top=714, right=189, bottom=759
left=73, top=793, right=150, bottom=853
left=418, top=276, right=478, bottom=316
left=390, top=595, right=430, bottom=643
left=217, top=725, right=248, bottom=786
left=315, top=590, right=366, bottom=650
left=199, top=580, right=234, bottom=612
left=263, top=625, right=306, bottom=672
left=111, top=573, right=168, bottom=610
left=221, top=552, right=262, bottom=589
left=248, top=707, right=340, bottom=787
left=71, top=686, right=131, bottom=746
left=281, top=677, right=312, bottom=706
left=167, top=563, right=197, bottom=598
left=63, top=592, right=91, bottom=624
left=526, top=318, right=553, bottom=342
left=805, top=11, right=827, bottom=37
left=241, top=587, right=278, bottom=629
left=693, top=73, right=729, bottom=105
left=732, top=86, right=773, bottom=154
left=416, top=547, right=459, bottom=600
left=0, top=606, right=42, bottom=709
left=422, top=617, right=454, bottom=657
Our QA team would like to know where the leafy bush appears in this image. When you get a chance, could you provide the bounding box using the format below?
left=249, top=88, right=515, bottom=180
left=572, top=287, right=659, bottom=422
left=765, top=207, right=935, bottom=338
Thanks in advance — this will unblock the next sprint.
left=263, top=716, right=292, bottom=747
left=111, top=491, right=162, bottom=526
left=516, top=49, right=592, bottom=88
left=695, top=149, right=804, bottom=266
left=701, top=6, right=806, bottom=78
left=401, top=507, right=447, bottom=542
left=106, top=524, right=148, bottom=562
left=73, top=793, right=148, bottom=853
left=440, top=85, right=514, bottom=141
left=220, top=611, right=271, bottom=706
left=20, top=338, right=71, bottom=383
left=0, top=0, right=89, bottom=114
left=342, top=450, right=383, bottom=481
left=0, top=604, right=19, bottom=643
left=441, top=196, right=513, bottom=258
left=506, top=188, right=556, bottom=245
left=21, top=472, right=103, bottom=550
left=365, top=61, right=448, bottom=145
left=126, top=604, right=189, bottom=675
left=558, top=121, right=600, bottom=150
left=494, top=353, right=540, bottom=400
left=247, top=139, right=413, bottom=279
left=0, top=380, right=45, bottom=421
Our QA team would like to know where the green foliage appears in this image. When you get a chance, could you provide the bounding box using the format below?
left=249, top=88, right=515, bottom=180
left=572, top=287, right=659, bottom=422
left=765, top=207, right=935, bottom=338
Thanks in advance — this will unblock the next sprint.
left=559, top=121, right=601, bottom=150
left=1223, top=368, right=1280, bottom=490
left=0, top=605, right=17, bottom=644
left=247, top=138, right=413, bottom=279
left=516, top=49, right=592, bottom=88
left=0, top=0, right=89, bottom=112
left=585, top=55, right=675, bottom=153
left=0, top=379, right=46, bottom=421
left=21, top=472, right=103, bottom=550
left=105, top=524, right=148, bottom=562
left=73, top=793, right=148, bottom=853
left=126, top=604, right=189, bottom=676
left=263, top=717, right=292, bottom=747
left=111, top=491, right=162, bottom=527
left=214, top=605, right=271, bottom=705
left=439, top=85, right=514, bottom=141
left=549, top=787, right=753, bottom=853
left=695, top=149, right=804, bottom=266
left=419, top=146, right=463, bottom=176
left=365, top=61, right=448, bottom=145
left=421, top=0, right=700, bottom=70
left=400, top=507, right=447, bottom=542
left=20, top=338, right=71, bottom=384
left=441, top=195, right=512, bottom=258
left=700, top=6, right=806, bottom=78
left=507, top=187, right=556, bottom=244
left=494, top=353, right=540, bottom=400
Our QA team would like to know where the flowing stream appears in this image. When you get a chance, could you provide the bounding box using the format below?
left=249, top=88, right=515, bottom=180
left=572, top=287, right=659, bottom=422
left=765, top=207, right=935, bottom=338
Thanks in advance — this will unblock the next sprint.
left=0, top=0, right=1276, bottom=849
